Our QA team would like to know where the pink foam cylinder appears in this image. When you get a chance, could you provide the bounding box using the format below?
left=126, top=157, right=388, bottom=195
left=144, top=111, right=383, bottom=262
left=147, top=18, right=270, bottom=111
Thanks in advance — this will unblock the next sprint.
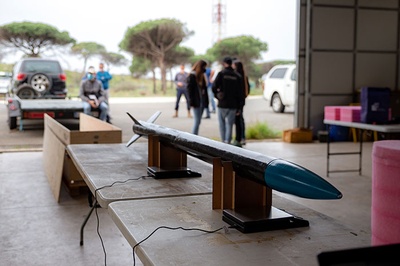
left=371, top=140, right=400, bottom=245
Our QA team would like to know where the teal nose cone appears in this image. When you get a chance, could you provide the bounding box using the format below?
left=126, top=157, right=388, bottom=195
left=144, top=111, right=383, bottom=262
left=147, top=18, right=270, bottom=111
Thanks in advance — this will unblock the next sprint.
left=264, top=159, right=343, bottom=200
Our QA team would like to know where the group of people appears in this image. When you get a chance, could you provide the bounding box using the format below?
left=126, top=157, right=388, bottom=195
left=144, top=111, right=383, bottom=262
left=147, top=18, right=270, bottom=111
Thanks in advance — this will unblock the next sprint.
left=79, top=63, right=112, bottom=122
left=173, top=63, right=216, bottom=120
left=80, top=59, right=248, bottom=146
left=174, top=57, right=249, bottom=147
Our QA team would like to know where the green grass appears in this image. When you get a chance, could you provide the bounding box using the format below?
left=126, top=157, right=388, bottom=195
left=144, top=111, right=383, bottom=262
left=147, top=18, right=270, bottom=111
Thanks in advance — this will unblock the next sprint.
left=246, top=121, right=281, bottom=140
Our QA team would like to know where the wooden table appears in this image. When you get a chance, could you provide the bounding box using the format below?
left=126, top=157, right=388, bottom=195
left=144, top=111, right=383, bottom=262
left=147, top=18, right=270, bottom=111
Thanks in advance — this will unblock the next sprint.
left=108, top=194, right=370, bottom=266
left=66, top=142, right=213, bottom=245
left=324, top=120, right=400, bottom=176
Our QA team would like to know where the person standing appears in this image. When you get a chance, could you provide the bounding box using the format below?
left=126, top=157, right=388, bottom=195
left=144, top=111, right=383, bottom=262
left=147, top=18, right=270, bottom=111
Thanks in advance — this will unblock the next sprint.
left=187, top=60, right=209, bottom=135
left=97, top=63, right=112, bottom=102
left=232, top=60, right=250, bottom=147
left=173, top=64, right=191, bottom=118
left=80, top=66, right=109, bottom=121
left=212, top=57, right=244, bottom=144
left=204, top=66, right=215, bottom=118
left=97, top=62, right=112, bottom=122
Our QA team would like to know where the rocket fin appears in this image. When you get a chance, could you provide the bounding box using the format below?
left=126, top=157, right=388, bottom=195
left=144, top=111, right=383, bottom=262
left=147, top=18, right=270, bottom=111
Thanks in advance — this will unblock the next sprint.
left=125, top=111, right=161, bottom=147
left=126, top=134, right=141, bottom=147
left=126, top=112, right=141, bottom=125
left=147, top=111, right=161, bottom=123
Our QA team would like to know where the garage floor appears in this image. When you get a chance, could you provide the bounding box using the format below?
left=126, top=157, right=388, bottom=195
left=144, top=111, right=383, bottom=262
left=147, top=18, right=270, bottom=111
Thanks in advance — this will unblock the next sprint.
left=0, top=141, right=373, bottom=266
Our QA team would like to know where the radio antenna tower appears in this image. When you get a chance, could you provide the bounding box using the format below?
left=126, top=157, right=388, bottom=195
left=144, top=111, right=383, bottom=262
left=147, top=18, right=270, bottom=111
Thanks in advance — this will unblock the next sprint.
left=212, top=0, right=226, bottom=44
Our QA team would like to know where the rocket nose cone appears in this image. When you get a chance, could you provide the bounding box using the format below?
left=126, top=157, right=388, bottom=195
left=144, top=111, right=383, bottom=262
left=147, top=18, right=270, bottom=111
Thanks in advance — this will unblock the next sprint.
left=264, top=159, right=343, bottom=200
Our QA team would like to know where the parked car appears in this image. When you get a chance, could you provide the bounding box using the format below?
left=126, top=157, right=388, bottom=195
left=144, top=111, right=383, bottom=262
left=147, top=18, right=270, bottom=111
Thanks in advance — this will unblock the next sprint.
left=0, top=71, right=12, bottom=95
left=9, top=58, right=67, bottom=99
left=262, top=64, right=296, bottom=113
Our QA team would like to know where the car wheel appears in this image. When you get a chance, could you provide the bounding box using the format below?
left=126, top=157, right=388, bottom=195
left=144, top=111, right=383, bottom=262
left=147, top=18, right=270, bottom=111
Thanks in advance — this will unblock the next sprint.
left=30, top=73, right=51, bottom=94
left=16, top=85, right=36, bottom=99
left=271, top=93, right=285, bottom=113
left=8, top=116, right=17, bottom=130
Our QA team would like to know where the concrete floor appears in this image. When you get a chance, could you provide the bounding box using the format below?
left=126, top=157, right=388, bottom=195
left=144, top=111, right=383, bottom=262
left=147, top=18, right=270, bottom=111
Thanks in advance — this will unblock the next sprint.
left=0, top=140, right=372, bottom=266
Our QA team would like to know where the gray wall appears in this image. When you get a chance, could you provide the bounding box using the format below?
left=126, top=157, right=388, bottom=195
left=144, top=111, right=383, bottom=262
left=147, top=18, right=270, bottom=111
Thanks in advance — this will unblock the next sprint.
left=297, top=0, right=400, bottom=135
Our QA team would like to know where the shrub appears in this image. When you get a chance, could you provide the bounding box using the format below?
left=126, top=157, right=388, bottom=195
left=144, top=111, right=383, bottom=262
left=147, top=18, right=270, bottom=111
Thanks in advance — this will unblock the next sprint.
left=246, top=121, right=281, bottom=140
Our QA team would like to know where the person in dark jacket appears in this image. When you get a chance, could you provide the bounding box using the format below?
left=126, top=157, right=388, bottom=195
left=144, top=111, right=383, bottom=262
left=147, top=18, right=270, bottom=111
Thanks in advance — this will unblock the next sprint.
left=232, top=60, right=250, bottom=147
left=187, top=59, right=208, bottom=135
left=80, top=66, right=108, bottom=121
left=212, top=57, right=244, bottom=144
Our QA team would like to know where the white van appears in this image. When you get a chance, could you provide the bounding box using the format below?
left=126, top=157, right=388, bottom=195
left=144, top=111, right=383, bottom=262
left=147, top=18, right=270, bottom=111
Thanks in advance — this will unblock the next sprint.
left=262, top=64, right=296, bottom=113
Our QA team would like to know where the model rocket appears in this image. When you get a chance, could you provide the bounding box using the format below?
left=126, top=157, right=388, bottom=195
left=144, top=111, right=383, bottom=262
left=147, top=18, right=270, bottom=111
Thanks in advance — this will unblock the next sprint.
left=126, top=111, right=342, bottom=200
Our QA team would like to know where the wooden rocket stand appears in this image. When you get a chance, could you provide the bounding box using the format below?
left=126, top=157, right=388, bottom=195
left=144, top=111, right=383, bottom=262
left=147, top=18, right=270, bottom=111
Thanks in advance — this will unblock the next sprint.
left=146, top=135, right=201, bottom=178
left=148, top=135, right=187, bottom=168
left=212, top=158, right=309, bottom=233
left=147, top=135, right=309, bottom=233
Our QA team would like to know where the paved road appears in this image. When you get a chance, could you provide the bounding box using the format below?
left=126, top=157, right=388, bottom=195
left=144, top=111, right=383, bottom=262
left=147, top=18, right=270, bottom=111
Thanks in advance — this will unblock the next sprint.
left=0, top=96, right=294, bottom=151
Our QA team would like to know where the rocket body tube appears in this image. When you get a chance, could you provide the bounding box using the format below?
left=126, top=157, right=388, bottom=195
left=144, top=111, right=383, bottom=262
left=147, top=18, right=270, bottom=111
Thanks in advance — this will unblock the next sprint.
left=129, top=118, right=342, bottom=200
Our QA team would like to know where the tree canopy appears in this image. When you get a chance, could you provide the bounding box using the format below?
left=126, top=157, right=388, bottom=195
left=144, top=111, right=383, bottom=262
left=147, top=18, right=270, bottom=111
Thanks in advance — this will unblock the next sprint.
left=130, top=56, right=153, bottom=78
left=100, top=51, right=127, bottom=69
left=120, top=18, right=193, bottom=93
left=207, top=35, right=268, bottom=83
left=207, top=35, right=268, bottom=67
left=71, top=42, right=106, bottom=72
left=189, top=54, right=214, bottom=66
left=0, top=20, right=275, bottom=88
left=0, top=21, right=75, bottom=57
left=164, top=46, right=194, bottom=67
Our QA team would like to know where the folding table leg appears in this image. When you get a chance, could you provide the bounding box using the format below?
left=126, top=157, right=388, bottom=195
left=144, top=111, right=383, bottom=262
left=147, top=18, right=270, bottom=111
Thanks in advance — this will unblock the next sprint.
left=80, top=201, right=96, bottom=246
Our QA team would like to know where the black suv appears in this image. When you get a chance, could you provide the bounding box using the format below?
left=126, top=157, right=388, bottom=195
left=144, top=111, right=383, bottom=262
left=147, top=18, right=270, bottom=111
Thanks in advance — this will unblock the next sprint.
left=9, top=58, right=67, bottom=99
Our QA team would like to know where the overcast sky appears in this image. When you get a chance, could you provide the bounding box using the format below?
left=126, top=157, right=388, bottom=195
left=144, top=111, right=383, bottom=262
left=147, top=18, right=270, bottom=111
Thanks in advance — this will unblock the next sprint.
left=0, top=0, right=298, bottom=73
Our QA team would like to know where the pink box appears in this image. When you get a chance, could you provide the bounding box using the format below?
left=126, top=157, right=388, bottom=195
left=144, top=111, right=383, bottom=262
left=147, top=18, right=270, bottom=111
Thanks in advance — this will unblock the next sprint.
left=340, top=106, right=361, bottom=122
left=324, top=106, right=342, bottom=120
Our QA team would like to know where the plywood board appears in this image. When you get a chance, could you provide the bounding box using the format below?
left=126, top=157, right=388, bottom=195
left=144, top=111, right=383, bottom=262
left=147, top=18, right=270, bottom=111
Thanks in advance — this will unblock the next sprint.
left=69, top=131, right=121, bottom=144
left=43, top=113, right=71, bottom=146
left=75, top=113, right=122, bottom=143
left=43, top=113, right=123, bottom=201
left=79, top=113, right=121, bottom=131
left=43, top=114, right=66, bottom=202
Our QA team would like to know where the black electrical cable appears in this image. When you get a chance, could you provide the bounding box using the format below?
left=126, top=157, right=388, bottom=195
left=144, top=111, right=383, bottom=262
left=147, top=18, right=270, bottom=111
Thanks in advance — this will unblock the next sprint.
left=93, top=175, right=149, bottom=266
left=132, top=225, right=232, bottom=266
left=91, top=176, right=233, bottom=266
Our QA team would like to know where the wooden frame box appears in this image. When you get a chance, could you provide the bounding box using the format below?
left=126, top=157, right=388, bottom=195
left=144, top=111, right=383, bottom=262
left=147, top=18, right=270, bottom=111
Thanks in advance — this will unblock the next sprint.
left=43, top=113, right=122, bottom=201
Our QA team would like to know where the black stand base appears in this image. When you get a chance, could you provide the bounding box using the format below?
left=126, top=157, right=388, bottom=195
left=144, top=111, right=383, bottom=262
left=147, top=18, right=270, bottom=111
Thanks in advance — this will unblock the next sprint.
left=222, top=206, right=309, bottom=233
left=147, top=166, right=202, bottom=179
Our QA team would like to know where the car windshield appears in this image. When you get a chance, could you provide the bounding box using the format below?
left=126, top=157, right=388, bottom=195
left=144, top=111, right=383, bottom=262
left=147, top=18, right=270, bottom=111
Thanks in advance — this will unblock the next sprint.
left=21, top=61, right=61, bottom=74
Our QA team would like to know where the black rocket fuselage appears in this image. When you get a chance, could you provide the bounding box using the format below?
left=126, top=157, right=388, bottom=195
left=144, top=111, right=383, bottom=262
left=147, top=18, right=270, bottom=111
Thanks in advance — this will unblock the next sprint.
left=127, top=114, right=342, bottom=200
